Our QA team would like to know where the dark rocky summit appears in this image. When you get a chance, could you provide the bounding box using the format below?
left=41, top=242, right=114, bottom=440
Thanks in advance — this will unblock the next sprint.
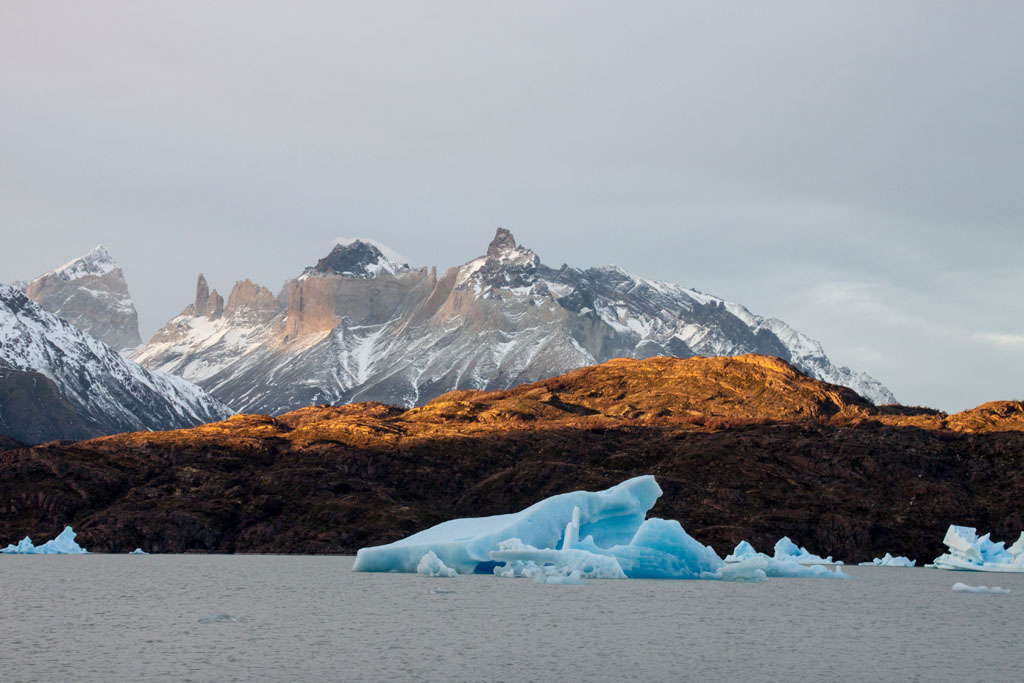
left=1, top=355, right=1020, bottom=560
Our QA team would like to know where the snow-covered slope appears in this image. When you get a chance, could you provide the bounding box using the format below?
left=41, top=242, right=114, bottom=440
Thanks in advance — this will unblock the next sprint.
left=0, top=284, right=232, bottom=444
left=24, top=245, right=142, bottom=350
left=132, top=231, right=896, bottom=413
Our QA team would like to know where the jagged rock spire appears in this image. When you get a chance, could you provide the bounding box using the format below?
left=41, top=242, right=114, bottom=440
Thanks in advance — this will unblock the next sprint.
left=193, top=274, right=223, bottom=320
left=487, top=228, right=518, bottom=258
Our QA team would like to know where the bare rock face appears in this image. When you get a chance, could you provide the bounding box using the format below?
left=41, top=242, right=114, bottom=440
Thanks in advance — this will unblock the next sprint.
left=133, top=230, right=897, bottom=414
left=224, top=280, right=280, bottom=326
left=24, top=245, right=142, bottom=350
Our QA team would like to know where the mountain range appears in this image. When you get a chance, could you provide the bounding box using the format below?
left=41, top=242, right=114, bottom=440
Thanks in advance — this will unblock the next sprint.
left=129, top=229, right=896, bottom=413
left=2, top=231, right=896, bottom=443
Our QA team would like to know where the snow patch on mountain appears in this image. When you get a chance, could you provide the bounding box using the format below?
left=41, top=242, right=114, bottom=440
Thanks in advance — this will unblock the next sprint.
left=42, top=245, right=118, bottom=282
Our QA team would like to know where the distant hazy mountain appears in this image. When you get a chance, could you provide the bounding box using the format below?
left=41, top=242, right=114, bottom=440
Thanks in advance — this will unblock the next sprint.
left=131, top=229, right=896, bottom=413
left=0, top=284, right=232, bottom=444
left=23, top=245, right=142, bottom=350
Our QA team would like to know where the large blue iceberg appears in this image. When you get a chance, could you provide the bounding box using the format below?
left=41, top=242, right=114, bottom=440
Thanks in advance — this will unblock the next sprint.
left=931, top=525, right=1024, bottom=573
left=354, top=476, right=848, bottom=581
left=1, top=526, right=88, bottom=555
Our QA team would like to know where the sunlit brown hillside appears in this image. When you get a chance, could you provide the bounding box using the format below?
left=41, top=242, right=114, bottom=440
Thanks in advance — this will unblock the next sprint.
left=2, top=355, right=1022, bottom=561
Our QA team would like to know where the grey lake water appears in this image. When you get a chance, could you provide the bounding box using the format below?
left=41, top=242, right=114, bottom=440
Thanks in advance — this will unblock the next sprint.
left=1, top=556, right=1021, bottom=682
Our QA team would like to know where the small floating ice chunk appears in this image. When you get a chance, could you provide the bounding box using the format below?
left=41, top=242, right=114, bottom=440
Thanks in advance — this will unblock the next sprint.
left=129, top=548, right=149, bottom=555
left=858, top=553, right=915, bottom=567
left=416, top=551, right=457, bottom=578
left=719, top=555, right=849, bottom=581
left=773, top=536, right=834, bottom=565
left=1, top=526, right=88, bottom=554
left=536, top=570, right=588, bottom=585
left=952, top=582, right=1010, bottom=594
left=2, top=537, right=36, bottom=554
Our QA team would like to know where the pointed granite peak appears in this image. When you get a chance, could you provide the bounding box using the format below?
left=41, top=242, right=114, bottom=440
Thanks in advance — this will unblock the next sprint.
left=455, top=228, right=541, bottom=290
left=487, top=228, right=518, bottom=258
left=482, top=228, right=538, bottom=270
left=192, top=274, right=223, bottom=319
left=194, top=274, right=209, bottom=311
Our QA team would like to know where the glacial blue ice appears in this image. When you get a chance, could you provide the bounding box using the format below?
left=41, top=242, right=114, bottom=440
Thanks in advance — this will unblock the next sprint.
left=719, top=555, right=849, bottom=580
left=129, top=548, right=149, bottom=555
left=724, top=540, right=760, bottom=563
left=354, top=476, right=849, bottom=581
left=491, top=538, right=628, bottom=580
left=858, top=553, right=915, bottom=567
left=724, top=537, right=840, bottom=565
left=1, top=526, right=88, bottom=554
left=353, top=475, right=660, bottom=574
left=773, top=536, right=836, bottom=565
left=952, top=582, right=1010, bottom=594
left=416, top=551, right=457, bottom=577
left=932, top=525, right=1024, bottom=573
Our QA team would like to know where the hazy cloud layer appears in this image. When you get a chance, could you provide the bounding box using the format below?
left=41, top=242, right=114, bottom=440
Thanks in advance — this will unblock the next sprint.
left=1, top=2, right=1021, bottom=411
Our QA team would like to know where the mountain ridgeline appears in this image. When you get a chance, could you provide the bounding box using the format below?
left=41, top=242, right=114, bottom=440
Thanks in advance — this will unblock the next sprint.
left=131, top=229, right=896, bottom=415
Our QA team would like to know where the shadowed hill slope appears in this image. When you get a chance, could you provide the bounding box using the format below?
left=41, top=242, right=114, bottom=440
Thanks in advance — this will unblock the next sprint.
left=1, top=355, right=1021, bottom=561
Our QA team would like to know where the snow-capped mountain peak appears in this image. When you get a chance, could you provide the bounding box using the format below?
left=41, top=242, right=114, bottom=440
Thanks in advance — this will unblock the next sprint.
left=458, top=228, right=541, bottom=291
left=23, top=245, right=142, bottom=350
left=44, top=245, right=118, bottom=282
left=306, top=240, right=409, bottom=279
left=486, top=228, right=538, bottom=265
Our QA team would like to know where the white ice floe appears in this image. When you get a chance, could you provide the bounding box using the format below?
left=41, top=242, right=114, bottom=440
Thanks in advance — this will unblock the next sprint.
left=773, top=536, right=838, bottom=565
left=416, top=551, right=457, bottom=578
left=932, top=525, right=1024, bottom=573
left=724, top=537, right=840, bottom=565
left=129, top=548, right=149, bottom=555
left=1, top=526, right=88, bottom=554
left=719, top=555, right=849, bottom=581
left=859, top=553, right=915, bottom=567
left=952, top=582, right=1010, bottom=594
left=354, top=476, right=848, bottom=581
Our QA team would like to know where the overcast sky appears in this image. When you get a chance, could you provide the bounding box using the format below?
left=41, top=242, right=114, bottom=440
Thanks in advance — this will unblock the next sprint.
left=2, top=2, right=1022, bottom=412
